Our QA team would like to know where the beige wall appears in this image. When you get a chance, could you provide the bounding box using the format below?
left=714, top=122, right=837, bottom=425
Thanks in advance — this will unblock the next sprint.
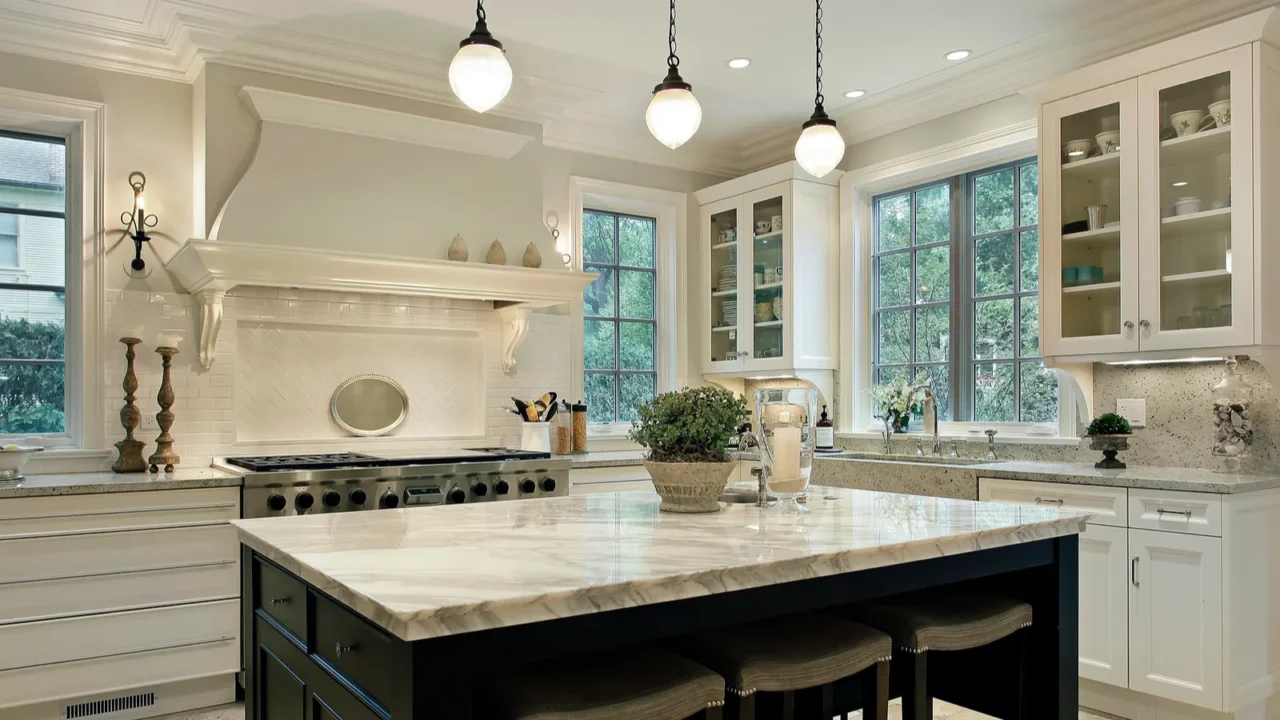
left=841, top=94, right=1037, bottom=171
left=0, top=51, right=193, bottom=293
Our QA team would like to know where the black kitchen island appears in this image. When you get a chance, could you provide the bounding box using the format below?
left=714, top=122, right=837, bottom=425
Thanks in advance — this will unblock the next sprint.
left=235, top=487, right=1084, bottom=719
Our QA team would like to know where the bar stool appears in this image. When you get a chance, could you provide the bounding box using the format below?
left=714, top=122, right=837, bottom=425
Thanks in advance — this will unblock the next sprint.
left=847, top=592, right=1033, bottom=720
left=488, top=646, right=726, bottom=720
left=677, top=613, right=892, bottom=720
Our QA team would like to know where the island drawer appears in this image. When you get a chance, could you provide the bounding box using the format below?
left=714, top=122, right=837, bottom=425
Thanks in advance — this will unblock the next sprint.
left=978, top=478, right=1127, bottom=527
left=312, top=593, right=400, bottom=708
left=255, top=558, right=309, bottom=643
left=1128, top=489, right=1221, bottom=537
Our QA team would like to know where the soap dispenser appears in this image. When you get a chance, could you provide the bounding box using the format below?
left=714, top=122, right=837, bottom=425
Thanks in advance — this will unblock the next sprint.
left=816, top=405, right=834, bottom=451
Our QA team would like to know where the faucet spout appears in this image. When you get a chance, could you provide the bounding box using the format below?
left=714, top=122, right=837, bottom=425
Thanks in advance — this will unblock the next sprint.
left=911, top=384, right=942, bottom=456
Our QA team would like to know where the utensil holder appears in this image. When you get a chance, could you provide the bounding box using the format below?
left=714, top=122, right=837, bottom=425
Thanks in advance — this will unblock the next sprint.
left=521, top=422, right=551, bottom=453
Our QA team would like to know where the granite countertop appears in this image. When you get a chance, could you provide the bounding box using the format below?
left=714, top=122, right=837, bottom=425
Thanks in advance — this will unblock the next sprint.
left=0, top=467, right=244, bottom=498
left=968, top=461, right=1280, bottom=494
left=233, top=485, right=1086, bottom=641
left=568, top=449, right=767, bottom=469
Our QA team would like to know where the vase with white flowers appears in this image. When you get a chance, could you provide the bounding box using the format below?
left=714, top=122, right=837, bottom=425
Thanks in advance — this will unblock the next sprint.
left=870, top=370, right=932, bottom=434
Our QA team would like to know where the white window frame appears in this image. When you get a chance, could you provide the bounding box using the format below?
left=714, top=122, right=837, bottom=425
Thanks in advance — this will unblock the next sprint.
left=569, top=177, right=687, bottom=443
left=0, top=88, right=105, bottom=453
left=839, top=120, right=1087, bottom=442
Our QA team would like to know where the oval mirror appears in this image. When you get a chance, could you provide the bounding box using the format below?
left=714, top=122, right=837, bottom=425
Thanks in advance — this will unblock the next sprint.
left=330, top=375, right=408, bottom=437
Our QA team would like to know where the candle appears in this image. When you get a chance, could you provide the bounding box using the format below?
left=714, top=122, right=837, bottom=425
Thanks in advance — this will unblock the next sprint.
left=770, top=426, right=802, bottom=483
left=123, top=325, right=146, bottom=340
left=156, top=333, right=182, bottom=349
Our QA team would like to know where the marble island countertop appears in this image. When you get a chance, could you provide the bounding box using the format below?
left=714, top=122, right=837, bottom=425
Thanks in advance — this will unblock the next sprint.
left=233, top=485, right=1087, bottom=642
left=0, top=467, right=244, bottom=498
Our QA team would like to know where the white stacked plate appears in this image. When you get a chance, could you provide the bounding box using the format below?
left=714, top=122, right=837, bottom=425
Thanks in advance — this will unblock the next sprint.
left=719, top=264, right=737, bottom=291
left=722, top=300, right=737, bottom=325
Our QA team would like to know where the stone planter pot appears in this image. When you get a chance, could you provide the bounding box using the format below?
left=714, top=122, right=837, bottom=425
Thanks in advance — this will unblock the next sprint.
left=644, top=460, right=738, bottom=513
left=1088, top=434, right=1132, bottom=469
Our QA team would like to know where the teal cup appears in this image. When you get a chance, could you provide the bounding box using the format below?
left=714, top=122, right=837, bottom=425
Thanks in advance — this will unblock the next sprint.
left=1062, top=267, right=1079, bottom=287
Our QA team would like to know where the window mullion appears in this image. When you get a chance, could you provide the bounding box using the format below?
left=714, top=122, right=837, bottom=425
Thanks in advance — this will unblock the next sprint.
left=955, top=175, right=974, bottom=423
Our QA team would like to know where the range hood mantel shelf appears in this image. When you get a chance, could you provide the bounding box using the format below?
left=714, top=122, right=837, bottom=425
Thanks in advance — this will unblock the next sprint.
left=165, top=240, right=596, bottom=373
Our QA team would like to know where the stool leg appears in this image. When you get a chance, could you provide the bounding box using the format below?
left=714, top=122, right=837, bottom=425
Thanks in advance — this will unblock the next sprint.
left=1017, top=628, right=1031, bottom=720
left=726, top=692, right=755, bottom=720
left=900, top=651, right=930, bottom=720
left=794, top=683, right=833, bottom=719
left=700, top=707, right=723, bottom=720
left=861, top=660, right=890, bottom=720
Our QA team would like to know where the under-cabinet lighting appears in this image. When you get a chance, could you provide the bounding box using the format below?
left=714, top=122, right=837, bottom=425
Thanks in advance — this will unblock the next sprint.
left=727, top=58, right=751, bottom=69
left=944, top=49, right=971, bottom=61
left=1105, top=357, right=1225, bottom=366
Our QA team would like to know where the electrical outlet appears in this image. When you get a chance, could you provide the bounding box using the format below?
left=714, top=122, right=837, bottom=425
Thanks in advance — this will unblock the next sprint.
left=1117, top=398, right=1147, bottom=428
left=141, top=415, right=158, bottom=431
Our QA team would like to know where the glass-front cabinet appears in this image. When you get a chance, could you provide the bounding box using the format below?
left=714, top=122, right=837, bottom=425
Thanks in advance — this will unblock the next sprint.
left=1041, top=44, right=1259, bottom=359
left=698, top=165, right=839, bottom=377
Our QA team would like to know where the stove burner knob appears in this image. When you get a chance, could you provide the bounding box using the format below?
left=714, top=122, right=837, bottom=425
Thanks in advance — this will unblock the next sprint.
left=295, top=492, right=315, bottom=511
left=449, top=488, right=467, bottom=504
left=322, top=490, right=341, bottom=508
left=494, top=480, right=510, bottom=495
left=380, top=491, right=400, bottom=509
left=519, top=478, right=536, bottom=494
left=267, top=494, right=287, bottom=512
left=472, top=482, right=488, bottom=497
left=349, top=489, right=367, bottom=506
left=540, top=478, right=557, bottom=493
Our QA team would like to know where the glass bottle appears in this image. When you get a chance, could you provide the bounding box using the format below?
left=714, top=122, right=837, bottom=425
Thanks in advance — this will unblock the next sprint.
left=815, top=405, right=834, bottom=451
left=1211, top=356, right=1255, bottom=473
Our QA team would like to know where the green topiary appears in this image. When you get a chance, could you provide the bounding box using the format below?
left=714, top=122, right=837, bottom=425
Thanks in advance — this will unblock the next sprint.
left=629, top=386, right=748, bottom=464
left=1087, top=412, right=1132, bottom=436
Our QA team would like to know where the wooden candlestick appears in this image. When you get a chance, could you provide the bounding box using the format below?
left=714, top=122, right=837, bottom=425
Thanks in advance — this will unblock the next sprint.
left=112, top=338, right=147, bottom=473
left=147, top=346, right=181, bottom=473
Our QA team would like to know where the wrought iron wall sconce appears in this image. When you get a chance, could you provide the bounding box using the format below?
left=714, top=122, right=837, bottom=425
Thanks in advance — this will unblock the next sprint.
left=545, top=211, right=572, bottom=269
left=121, top=171, right=158, bottom=273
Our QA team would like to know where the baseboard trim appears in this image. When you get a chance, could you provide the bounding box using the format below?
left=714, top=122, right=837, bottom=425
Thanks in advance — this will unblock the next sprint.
left=0, top=674, right=235, bottom=720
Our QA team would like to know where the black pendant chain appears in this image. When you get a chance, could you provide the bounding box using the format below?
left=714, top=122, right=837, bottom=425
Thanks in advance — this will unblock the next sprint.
left=813, top=0, right=825, bottom=111
left=476, top=0, right=486, bottom=23
left=667, top=0, right=680, bottom=71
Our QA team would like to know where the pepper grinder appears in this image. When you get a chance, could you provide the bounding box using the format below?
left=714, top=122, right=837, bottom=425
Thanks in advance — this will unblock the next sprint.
left=148, top=344, right=181, bottom=473
left=111, top=337, right=147, bottom=473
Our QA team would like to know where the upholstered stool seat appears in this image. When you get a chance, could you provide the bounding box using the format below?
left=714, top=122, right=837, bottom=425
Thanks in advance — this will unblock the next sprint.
left=679, top=613, right=892, bottom=719
left=489, top=647, right=725, bottom=720
left=844, top=592, right=1033, bottom=720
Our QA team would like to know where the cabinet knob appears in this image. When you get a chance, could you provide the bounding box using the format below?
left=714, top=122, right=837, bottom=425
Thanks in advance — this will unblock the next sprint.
left=1123, top=320, right=1134, bottom=331
left=1139, top=319, right=1151, bottom=329
left=270, top=596, right=291, bottom=606
left=335, top=642, right=357, bottom=658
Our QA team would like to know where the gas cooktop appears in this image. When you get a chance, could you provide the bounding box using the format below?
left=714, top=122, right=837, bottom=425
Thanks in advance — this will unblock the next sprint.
left=225, top=448, right=551, bottom=473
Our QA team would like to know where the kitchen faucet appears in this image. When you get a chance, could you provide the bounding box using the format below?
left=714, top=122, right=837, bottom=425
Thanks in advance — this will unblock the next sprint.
left=911, top=384, right=942, bottom=457
left=738, top=427, right=771, bottom=507
left=876, top=414, right=893, bottom=454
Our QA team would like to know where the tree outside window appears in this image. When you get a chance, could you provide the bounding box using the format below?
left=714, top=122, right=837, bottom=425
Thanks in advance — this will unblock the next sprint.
left=872, top=159, right=1057, bottom=426
left=582, top=209, right=657, bottom=425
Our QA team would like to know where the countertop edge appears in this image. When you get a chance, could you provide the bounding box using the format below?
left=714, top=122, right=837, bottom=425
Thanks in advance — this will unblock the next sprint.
left=0, top=473, right=244, bottom=498
left=970, top=465, right=1280, bottom=494
left=234, top=511, right=1087, bottom=643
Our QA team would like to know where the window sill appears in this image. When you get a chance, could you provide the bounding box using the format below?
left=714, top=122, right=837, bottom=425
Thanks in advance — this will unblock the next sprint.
left=836, top=431, right=1084, bottom=447
left=23, top=448, right=113, bottom=475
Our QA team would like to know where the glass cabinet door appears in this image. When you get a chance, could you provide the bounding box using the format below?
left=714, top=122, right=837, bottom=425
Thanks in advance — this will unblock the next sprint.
left=744, top=184, right=790, bottom=369
left=1042, top=81, right=1140, bottom=357
left=704, top=198, right=744, bottom=372
left=1138, top=46, right=1253, bottom=351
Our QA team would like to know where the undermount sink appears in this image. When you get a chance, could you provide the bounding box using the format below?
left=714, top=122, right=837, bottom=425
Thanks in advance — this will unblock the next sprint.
left=829, top=452, right=999, bottom=466
left=719, top=491, right=764, bottom=504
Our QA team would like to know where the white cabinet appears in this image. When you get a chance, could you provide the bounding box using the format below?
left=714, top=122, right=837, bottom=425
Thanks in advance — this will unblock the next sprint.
left=1036, top=23, right=1280, bottom=362
left=1128, top=529, right=1223, bottom=710
left=1079, top=524, right=1130, bottom=688
left=695, top=162, right=840, bottom=378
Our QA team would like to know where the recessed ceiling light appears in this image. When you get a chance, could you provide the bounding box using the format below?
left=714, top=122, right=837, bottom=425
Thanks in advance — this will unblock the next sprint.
left=944, top=49, right=972, bottom=61
left=1172, top=180, right=1189, bottom=187
left=727, top=57, right=750, bottom=69
left=844, top=89, right=866, bottom=99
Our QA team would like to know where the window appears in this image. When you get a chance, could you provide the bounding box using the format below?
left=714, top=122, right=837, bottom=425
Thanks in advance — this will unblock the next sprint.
left=0, top=131, right=68, bottom=435
left=582, top=209, right=658, bottom=425
left=872, top=159, right=1057, bottom=425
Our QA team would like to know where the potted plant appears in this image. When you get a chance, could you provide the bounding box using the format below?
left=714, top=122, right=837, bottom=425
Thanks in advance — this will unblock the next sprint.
left=630, top=386, right=748, bottom=513
left=870, top=370, right=930, bottom=433
left=1086, top=412, right=1133, bottom=469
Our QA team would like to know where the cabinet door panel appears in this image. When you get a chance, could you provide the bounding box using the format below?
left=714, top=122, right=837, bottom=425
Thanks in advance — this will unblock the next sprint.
left=1137, top=46, right=1254, bottom=351
left=1041, top=80, right=1141, bottom=357
left=1078, top=524, right=1129, bottom=687
left=742, top=182, right=791, bottom=371
left=1128, top=529, right=1223, bottom=711
left=702, top=196, right=746, bottom=373
left=260, top=645, right=306, bottom=720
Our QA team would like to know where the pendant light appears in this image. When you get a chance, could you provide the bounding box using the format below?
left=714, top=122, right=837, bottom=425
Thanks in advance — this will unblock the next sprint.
left=646, top=0, right=702, bottom=149
left=793, top=0, right=845, bottom=178
left=449, top=0, right=513, bottom=113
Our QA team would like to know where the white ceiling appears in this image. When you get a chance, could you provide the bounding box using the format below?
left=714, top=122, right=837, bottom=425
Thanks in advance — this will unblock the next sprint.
left=0, top=0, right=1273, bottom=174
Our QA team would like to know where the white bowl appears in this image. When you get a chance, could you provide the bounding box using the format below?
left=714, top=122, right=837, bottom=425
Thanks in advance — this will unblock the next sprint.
left=1063, top=139, right=1093, bottom=163
left=0, top=446, right=43, bottom=480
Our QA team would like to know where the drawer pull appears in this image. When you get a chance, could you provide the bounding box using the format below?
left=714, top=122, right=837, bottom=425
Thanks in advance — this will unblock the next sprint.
left=1131, top=557, right=1139, bottom=587
left=1156, top=508, right=1193, bottom=520
left=335, top=642, right=358, bottom=658
left=269, top=596, right=292, bottom=606
left=1034, top=497, right=1064, bottom=506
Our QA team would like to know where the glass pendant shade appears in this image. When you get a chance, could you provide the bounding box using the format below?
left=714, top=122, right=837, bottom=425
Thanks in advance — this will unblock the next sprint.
left=794, top=120, right=845, bottom=179
left=449, top=42, right=512, bottom=113
left=646, top=86, right=702, bottom=149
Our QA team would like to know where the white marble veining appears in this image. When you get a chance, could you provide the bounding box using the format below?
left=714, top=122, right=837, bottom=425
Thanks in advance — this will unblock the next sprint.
left=233, top=486, right=1087, bottom=641
left=0, top=467, right=243, bottom=498
left=566, top=450, right=647, bottom=468
left=970, top=461, right=1280, bottom=494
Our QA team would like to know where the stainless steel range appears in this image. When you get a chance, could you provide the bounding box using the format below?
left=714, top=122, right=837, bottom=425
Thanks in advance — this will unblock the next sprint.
left=230, top=449, right=570, bottom=519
